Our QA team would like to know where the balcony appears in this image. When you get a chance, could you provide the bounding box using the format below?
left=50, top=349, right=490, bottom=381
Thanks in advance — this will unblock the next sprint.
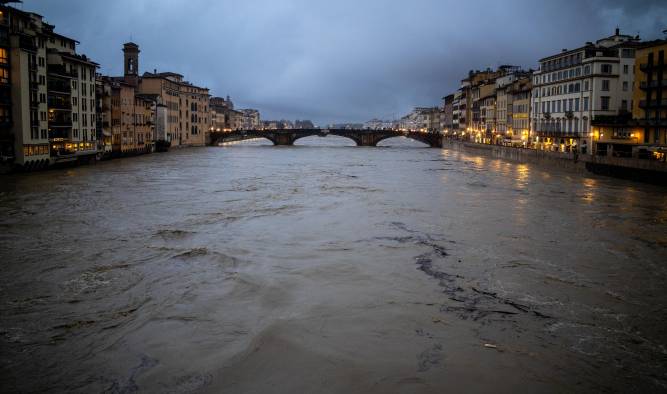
left=48, top=113, right=73, bottom=128
left=639, top=99, right=667, bottom=109
left=535, top=130, right=582, bottom=138
left=48, top=128, right=71, bottom=139
left=19, top=36, right=37, bottom=52
left=639, top=80, right=667, bottom=90
left=47, top=65, right=75, bottom=79
left=640, top=62, right=667, bottom=72
left=592, top=113, right=632, bottom=126
left=47, top=80, right=71, bottom=95
left=48, top=98, right=72, bottom=111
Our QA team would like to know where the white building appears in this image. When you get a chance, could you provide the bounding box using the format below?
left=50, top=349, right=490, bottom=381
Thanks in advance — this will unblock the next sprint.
left=532, top=29, right=639, bottom=153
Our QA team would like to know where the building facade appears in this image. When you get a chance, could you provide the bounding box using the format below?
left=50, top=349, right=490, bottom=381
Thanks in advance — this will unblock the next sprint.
left=0, top=5, right=98, bottom=169
left=592, top=39, right=667, bottom=160
left=510, top=76, right=533, bottom=146
left=110, top=43, right=210, bottom=148
left=441, top=94, right=454, bottom=132
left=239, top=108, right=260, bottom=129
left=532, top=29, right=639, bottom=153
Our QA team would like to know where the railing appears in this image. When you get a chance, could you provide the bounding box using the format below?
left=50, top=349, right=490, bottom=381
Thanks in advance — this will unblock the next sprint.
left=48, top=118, right=73, bottom=128
left=640, top=80, right=667, bottom=89
left=48, top=65, right=76, bottom=79
left=535, top=130, right=582, bottom=138
left=640, top=62, right=667, bottom=71
left=47, top=80, right=71, bottom=94
left=639, top=99, right=667, bottom=109
left=48, top=128, right=70, bottom=139
left=48, top=99, right=72, bottom=110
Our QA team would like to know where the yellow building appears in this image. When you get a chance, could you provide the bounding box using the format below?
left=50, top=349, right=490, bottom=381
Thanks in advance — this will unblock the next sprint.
left=593, top=39, right=667, bottom=160
left=510, top=76, right=532, bottom=146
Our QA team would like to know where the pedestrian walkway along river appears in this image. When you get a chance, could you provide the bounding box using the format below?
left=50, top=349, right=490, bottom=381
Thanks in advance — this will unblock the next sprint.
left=1, top=137, right=666, bottom=393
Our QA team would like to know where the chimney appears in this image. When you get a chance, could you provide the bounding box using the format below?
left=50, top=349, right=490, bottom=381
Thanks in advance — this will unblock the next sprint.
left=154, top=68, right=157, bottom=74
left=615, top=27, right=620, bottom=36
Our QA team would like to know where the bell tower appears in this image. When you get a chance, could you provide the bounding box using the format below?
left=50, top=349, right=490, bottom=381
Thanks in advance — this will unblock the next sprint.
left=123, top=42, right=140, bottom=77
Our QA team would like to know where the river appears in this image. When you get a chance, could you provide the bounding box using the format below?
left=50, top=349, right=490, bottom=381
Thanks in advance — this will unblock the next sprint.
left=1, top=136, right=666, bottom=393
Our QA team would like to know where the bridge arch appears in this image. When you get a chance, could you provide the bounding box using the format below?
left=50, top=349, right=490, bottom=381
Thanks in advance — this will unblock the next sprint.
left=293, top=133, right=359, bottom=146
left=375, top=135, right=431, bottom=147
left=211, top=132, right=278, bottom=146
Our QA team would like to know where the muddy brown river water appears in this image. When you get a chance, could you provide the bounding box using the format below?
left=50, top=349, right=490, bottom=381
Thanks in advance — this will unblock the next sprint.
left=1, top=137, right=667, bottom=393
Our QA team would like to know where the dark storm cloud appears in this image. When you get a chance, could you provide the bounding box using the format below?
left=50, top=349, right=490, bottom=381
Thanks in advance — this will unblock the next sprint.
left=19, top=0, right=667, bottom=124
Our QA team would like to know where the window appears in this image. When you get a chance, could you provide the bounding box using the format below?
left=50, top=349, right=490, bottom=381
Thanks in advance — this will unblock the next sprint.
left=601, top=64, right=612, bottom=74
left=39, top=75, right=45, bottom=85
left=72, top=81, right=77, bottom=90
left=583, top=97, right=589, bottom=111
left=584, top=80, right=589, bottom=91
left=602, top=80, right=610, bottom=91
left=0, top=48, right=7, bottom=65
left=621, top=100, right=628, bottom=111
left=575, top=98, right=580, bottom=112
left=623, top=65, right=629, bottom=74
left=601, top=96, right=610, bottom=111
left=584, top=65, right=591, bottom=75
left=622, top=81, right=628, bottom=91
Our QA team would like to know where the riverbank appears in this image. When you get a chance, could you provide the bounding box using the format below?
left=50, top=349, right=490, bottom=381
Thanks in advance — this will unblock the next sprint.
left=443, top=139, right=667, bottom=186
left=0, top=144, right=204, bottom=175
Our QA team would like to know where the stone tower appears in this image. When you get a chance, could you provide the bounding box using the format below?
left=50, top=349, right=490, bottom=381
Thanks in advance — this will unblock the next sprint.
left=123, top=42, right=140, bottom=77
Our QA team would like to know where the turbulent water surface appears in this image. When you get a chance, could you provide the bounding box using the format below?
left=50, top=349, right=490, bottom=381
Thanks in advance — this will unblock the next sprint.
left=1, top=136, right=667, bottom=393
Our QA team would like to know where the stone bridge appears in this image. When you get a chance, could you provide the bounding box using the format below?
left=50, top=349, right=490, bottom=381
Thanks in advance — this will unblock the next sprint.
left=207, top=129, right=443, bottom=148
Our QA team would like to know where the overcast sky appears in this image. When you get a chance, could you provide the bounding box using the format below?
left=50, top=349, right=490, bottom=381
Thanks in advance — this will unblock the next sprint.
left=18, top=0, right=667, bottom=125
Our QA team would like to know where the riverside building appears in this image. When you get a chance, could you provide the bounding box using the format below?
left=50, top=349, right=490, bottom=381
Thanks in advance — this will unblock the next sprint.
left=99, top=42, right=210, bottom=150
left=0, top=4, right=98, bottom=169
left=592, top=38, right=667, bottom=160
left=532, top=29, right=639, bottom=154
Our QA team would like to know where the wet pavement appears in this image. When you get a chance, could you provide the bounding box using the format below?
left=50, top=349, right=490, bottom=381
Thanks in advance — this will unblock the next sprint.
left=1, top=136, right=666, bottom=393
